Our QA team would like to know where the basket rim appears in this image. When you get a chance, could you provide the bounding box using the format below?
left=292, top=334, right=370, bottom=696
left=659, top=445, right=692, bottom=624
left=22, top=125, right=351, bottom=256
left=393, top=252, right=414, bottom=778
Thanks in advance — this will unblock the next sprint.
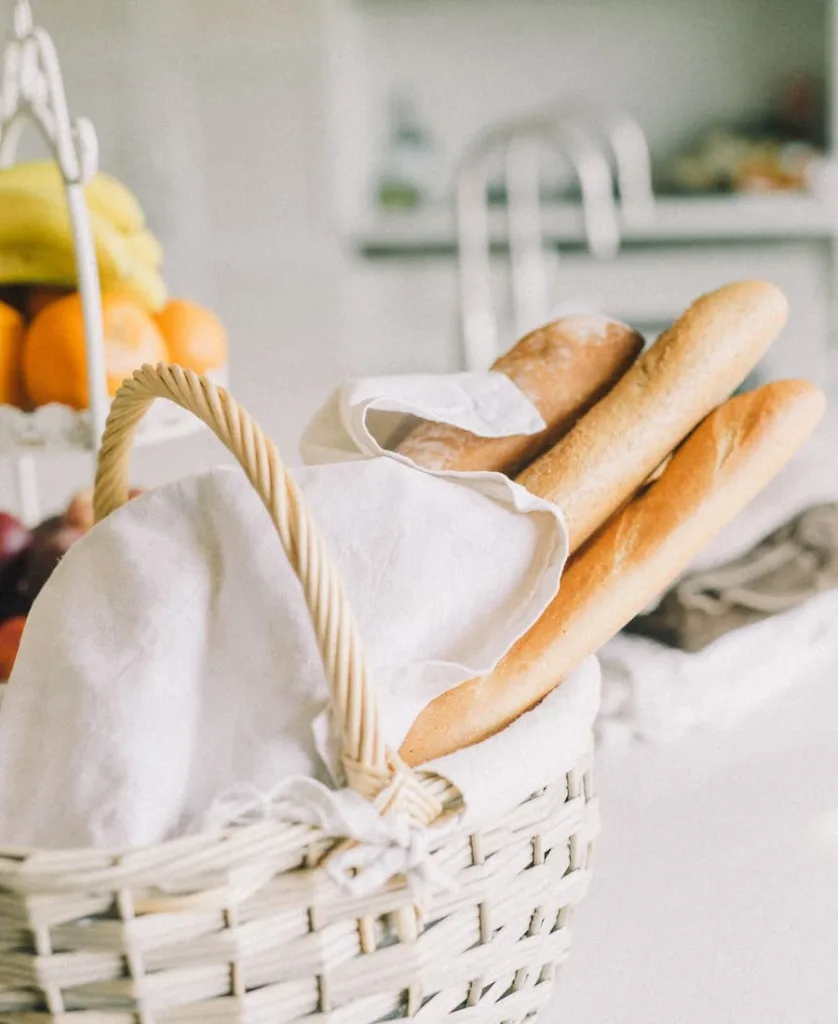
left=0, top=771, right=466, bottom=891
left=0, top=763, right=594, bottom=897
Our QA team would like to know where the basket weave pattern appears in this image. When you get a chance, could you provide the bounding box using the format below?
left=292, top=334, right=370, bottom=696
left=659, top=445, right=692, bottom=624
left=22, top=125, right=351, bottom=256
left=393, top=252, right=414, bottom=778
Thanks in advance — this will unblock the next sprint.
left=0, top=366, right=599, bottom=1021
left=0, top=754, right=595, bottom=1020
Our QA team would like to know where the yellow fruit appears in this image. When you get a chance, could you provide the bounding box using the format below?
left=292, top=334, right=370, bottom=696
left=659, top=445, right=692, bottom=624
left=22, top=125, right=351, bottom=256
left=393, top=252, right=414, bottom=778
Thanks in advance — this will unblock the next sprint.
left=22, top=292, right=169, bottom=410
left=126, top=228, right=164, bottom=269
left=0, top=161, right=145, bottom=234
left=0, top=247, right=77, bottom=289
left=109, top=253, right=168, bottom=311
left=0, top=245, right=167, bottom=312
left=0, top=190, right=167, bottom=310
left=0, top=301, right=26, bottom=408
left=85, top=171, right=146, bottom=235
left=0, top=188, right=124, bottom=276
left=156, top=299, right=228, bottom=373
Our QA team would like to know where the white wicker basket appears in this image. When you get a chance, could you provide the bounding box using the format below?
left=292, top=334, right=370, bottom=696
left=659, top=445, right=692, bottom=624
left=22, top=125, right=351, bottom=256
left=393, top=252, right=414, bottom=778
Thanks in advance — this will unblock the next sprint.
left=0, top=364, right=599, bottom=1022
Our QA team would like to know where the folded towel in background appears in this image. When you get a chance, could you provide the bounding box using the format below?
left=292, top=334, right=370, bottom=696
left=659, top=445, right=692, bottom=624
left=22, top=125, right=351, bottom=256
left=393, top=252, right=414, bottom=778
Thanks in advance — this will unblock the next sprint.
left=626, top=503, right=838, bottom=652
left=599, top=409, right=838, bottom=744
left=598, top=589, right=838, bottom=745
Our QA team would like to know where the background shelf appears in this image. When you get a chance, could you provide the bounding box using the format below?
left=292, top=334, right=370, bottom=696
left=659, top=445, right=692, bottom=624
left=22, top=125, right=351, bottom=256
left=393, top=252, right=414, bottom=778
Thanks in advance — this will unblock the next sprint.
left=353, top=193, right=838, bottom=256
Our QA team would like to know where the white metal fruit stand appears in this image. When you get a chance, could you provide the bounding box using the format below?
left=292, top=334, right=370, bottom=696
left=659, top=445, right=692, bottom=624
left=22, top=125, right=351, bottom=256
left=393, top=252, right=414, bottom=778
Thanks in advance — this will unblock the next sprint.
left=0, top=0, right=206, bottom=525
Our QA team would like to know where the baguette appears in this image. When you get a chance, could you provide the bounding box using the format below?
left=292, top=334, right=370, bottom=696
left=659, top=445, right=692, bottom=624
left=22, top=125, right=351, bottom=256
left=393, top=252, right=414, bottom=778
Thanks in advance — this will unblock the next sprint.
left=516, top=280, right=789, bottom=550
left=401, top=379, right=826, bottom=765
left=395, top=315, right=643, bottom=475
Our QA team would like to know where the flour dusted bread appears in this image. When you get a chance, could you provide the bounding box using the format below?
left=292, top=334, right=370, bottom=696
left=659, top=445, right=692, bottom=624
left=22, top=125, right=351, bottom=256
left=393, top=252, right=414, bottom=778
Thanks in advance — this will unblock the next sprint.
left=401, top=379, right=826, bottom=765
left=517, top=280, right=789, bottom=550
left=396, top=315, right=643, bottom=474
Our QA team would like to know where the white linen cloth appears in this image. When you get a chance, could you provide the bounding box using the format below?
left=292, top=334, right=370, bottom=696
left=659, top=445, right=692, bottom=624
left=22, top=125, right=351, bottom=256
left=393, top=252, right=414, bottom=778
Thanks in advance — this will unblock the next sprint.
left=0, top=370, right=599, bottom=870
left=598, top=411, right=838, bottom=745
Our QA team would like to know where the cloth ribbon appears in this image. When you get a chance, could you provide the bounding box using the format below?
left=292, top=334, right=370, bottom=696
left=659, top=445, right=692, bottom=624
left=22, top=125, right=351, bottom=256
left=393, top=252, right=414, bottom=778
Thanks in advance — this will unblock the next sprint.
left=204, top=776, right=459, bottom=899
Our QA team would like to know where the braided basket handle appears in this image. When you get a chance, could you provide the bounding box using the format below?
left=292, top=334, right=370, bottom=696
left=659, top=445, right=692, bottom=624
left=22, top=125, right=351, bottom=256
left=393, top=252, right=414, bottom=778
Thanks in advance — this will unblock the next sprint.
left=93, top=364, right=437, bottom=817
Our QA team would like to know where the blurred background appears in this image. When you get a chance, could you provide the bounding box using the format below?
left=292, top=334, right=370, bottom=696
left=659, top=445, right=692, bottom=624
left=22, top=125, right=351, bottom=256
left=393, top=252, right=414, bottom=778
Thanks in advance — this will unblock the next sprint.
left=0, top=2, right=836, bottom=1021
left=2, top=0, right=837, bottom=509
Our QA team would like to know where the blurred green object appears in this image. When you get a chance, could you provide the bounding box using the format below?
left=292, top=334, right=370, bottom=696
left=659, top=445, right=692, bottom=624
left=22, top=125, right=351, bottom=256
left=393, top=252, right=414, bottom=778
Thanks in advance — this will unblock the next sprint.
left=374, top=91, right=438, bottom=211
left=377, top=181, right=421, bottom=210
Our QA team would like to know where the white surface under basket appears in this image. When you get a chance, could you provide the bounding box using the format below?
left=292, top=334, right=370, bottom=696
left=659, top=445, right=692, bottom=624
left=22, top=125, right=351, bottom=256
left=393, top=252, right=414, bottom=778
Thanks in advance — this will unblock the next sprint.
left=0, top=364, right=598, bottom=1022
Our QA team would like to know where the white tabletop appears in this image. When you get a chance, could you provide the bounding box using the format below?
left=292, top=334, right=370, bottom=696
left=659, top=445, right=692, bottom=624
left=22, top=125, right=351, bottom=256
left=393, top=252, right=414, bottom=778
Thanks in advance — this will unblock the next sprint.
left=551, top=672, right=838, bottom=1023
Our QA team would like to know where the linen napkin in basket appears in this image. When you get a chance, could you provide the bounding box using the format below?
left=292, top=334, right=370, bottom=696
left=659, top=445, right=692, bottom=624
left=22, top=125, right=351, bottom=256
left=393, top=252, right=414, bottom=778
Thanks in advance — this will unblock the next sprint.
left=0, top=369, right=599, bottom=849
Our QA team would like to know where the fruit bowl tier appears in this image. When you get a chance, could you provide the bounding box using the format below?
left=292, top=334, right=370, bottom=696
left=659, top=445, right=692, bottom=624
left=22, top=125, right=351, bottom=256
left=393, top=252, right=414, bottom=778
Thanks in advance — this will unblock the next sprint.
left=0, top=366, right=228, bottom=454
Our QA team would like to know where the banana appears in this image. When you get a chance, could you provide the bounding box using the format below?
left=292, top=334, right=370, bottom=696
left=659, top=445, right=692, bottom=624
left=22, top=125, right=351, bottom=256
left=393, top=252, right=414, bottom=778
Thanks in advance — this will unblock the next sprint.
left=0, top=248, right=167, bottom=310
left=84, top=170, right=147, bottom=236
left=0, top=247, right=77, bottom=287
left=108, top=254, right=168, bottom=310
left=0, top=188, right=126, bottom=276
left=0, top=247, right=166, bottom=310
left=125, top=227, right=164, bottom=270
left=0, top=161, right=145, bottom=234
left=0, top=188, right=167, bottom=309
left=0, top=165, right=166, bottom=309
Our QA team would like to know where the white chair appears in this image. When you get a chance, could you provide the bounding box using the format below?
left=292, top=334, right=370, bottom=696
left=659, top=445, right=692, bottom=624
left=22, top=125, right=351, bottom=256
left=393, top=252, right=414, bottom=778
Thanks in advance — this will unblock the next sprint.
left=455, top=105, right=653, bottom=369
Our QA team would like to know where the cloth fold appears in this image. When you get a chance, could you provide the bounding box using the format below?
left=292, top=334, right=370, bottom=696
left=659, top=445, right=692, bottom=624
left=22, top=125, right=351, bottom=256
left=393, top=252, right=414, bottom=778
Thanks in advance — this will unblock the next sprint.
left=598, top=590, right=838, bottom=745
left=300, top=371, right=547, bottom=466
left=626, top=503, right=838, bottom=652
left=0, top=369, right=599, bottom=859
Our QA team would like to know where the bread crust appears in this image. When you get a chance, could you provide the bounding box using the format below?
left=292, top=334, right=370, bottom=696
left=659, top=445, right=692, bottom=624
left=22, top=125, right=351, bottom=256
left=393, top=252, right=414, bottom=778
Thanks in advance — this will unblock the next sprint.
left=516, top=280, right=789, bottom=550
left=400, top=379, right=825, bottom=766
left=395, top=315, right=643, bottom=475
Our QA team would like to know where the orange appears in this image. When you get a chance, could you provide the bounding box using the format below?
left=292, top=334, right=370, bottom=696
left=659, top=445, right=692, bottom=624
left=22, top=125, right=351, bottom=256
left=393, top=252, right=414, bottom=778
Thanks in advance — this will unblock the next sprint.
left=156, top=298, right=227, bottom=374
left=26, top=286, right=73, bottom=323
left=0, top=300, right=26, bottom=408
left=22, top=292, right=169, bottom=410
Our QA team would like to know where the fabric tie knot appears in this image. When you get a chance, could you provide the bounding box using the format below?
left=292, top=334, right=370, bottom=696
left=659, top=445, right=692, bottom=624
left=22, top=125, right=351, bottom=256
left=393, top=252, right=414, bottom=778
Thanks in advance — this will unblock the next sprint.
left=204, top=775, right=458, bottom=899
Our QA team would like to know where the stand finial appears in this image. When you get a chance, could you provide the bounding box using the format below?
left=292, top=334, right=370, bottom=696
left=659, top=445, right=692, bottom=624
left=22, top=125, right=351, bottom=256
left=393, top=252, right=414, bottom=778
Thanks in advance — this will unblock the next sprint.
left=13, top=1, right=33, bottom=41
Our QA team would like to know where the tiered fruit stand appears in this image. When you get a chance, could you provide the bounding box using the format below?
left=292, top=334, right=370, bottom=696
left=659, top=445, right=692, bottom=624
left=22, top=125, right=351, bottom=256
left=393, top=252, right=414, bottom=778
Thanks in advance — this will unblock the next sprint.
left=0, top=0, right=210, bottom=524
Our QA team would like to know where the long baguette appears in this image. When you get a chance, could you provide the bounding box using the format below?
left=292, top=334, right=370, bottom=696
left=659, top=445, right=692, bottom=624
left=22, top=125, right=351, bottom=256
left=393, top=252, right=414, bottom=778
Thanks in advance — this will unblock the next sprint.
left=516, top=280, right=789, bottom=550
left=401, top=379, right=826, bottom=765
left=395, top=315, right=643, bottom=475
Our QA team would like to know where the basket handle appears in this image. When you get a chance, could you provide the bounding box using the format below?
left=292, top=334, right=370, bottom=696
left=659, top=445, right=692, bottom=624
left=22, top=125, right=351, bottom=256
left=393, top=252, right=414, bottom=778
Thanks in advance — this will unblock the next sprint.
left=93, top=363, right=440, bottom=823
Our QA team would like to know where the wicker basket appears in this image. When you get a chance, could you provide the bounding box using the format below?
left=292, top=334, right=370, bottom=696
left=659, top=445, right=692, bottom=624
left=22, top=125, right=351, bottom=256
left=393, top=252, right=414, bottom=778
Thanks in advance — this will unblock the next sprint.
left=0, top=365, right=599, bottom=1022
